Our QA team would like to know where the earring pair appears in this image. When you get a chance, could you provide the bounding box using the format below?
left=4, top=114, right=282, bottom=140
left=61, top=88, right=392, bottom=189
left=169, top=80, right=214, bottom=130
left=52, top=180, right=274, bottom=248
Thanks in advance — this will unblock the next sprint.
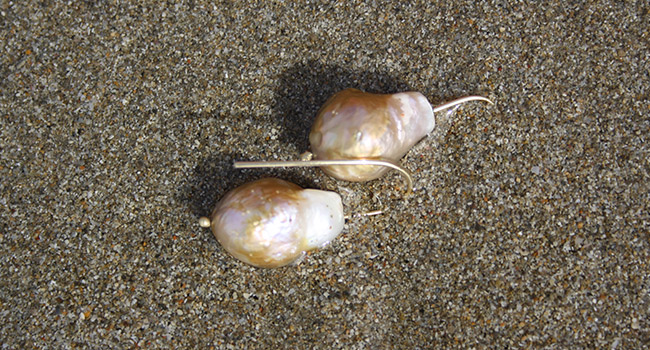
left=199, top=88, right=493, bottom=268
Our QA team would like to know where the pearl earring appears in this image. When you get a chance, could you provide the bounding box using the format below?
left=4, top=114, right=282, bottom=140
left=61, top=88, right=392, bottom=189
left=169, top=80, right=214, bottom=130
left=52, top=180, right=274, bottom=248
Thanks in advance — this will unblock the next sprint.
left=235, top=88, right=492, bottom=189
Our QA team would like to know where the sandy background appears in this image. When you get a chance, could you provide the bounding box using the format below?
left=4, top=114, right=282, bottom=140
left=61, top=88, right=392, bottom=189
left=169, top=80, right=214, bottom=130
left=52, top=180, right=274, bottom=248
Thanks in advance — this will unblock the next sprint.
left=1, top=1, right=649, bottom=348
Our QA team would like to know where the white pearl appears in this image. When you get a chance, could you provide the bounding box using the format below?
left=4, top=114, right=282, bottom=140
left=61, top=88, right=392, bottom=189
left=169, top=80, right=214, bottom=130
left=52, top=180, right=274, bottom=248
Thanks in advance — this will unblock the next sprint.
left=233, top=90, right=490, bottom=191
left=207, top=178, right=344, bottom=268
left=309, top=88, right=434, bottom=182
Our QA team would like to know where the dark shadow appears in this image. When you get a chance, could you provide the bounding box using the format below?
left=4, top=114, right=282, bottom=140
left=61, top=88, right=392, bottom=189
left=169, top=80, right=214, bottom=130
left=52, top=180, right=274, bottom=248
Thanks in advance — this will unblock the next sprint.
left=272, top=60, right=412, bottom=152
left=180, top=62, right=417, bottom=216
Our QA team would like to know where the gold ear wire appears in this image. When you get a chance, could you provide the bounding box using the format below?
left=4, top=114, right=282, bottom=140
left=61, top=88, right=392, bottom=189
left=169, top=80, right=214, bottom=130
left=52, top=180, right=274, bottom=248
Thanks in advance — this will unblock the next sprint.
left=343, top=209, right=383, bottom=221
left=233, top=158, right=414, bottom=194
left=432, top=95, right=493, bottom=113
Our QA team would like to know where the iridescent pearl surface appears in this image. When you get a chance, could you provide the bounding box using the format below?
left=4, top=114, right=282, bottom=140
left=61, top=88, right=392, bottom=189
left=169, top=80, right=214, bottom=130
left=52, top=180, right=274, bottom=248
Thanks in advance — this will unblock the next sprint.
left=209, top=178, right=344, bottom=268
left=309, top=88, right=434, bottom=181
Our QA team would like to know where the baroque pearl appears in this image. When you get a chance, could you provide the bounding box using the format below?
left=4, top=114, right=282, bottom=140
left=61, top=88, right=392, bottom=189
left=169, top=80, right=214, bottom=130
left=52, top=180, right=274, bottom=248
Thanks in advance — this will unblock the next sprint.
left=200, top=178, right=344, bottom=268
left=309, top=88, right=435, bottom=182
left=233, top=89, right=491, bottom=190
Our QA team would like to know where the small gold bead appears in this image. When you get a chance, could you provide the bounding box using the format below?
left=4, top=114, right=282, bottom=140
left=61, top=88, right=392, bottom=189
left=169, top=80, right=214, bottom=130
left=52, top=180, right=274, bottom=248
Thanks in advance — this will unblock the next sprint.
left=198, top=217, right=211, bottom=228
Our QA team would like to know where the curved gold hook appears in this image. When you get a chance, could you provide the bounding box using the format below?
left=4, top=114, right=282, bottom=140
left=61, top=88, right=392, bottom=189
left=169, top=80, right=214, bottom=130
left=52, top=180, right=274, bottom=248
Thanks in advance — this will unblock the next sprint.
left=433, top=96, right=493, bottom=113
left=233, top=158, right=413, bottom=194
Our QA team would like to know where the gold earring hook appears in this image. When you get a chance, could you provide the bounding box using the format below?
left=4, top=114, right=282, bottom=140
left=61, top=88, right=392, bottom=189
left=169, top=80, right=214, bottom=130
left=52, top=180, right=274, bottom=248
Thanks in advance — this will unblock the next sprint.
left=233, top=158, right=414, bottom=194
left=432, top=95, right=493, bottom=113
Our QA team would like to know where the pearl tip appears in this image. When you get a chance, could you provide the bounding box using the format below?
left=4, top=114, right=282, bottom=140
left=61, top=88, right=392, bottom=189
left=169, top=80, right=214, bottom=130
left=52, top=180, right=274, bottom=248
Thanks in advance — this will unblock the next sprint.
left=198, top=217, right=211, bottom=228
